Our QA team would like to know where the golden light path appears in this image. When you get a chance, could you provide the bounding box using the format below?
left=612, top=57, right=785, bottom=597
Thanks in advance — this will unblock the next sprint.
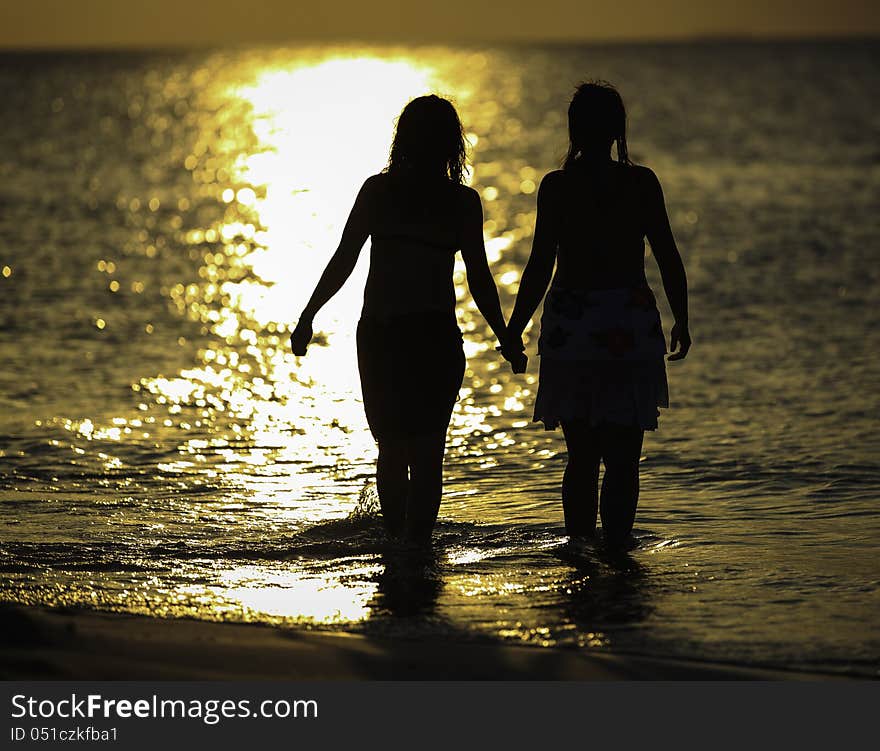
left=202, top=55, right=440, bottom=623
left=142, top=53, right=477, bottom=625
left=229, top=57, right=435, bottom=334
left=57, top=51, right=546, bottom=630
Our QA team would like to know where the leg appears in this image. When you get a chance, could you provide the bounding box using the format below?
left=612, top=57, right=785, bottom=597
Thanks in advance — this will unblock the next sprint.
left=561, top=420, right=602, bottom=538
left=598, top=424, right=644, bottom=546
left=397, top=319, right=463, bottom=547
left=376, top=438, right=408, bottom=538
left=403, top=431, right=447, bottom=546
left=358, top=321, right=408, bottom=537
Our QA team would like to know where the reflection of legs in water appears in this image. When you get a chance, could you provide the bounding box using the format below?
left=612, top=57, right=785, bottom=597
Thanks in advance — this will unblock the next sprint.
left=561, top=420, right=601, bottom=537
left=405, top=432, right=447, bottom=546
left=560, top=420, right=644, bottom=546
left=376, top=438, right=407, bottom=538
left=599, top=424, right=644, bottom=546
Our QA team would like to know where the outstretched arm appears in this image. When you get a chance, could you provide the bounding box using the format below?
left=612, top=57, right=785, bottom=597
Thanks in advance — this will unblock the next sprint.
left=643, top=169, right=690, bottom=360
left=459, top=188, right=509, bottom=344
left=506, top=173, right=560, bottom=345
left=290, top=178, right=373, bottom=355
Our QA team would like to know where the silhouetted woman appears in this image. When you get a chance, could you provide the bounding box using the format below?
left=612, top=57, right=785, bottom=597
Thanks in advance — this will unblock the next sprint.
left=502, top=82, right=691, bottom=547
left=290, top=95, right=509, bottom=547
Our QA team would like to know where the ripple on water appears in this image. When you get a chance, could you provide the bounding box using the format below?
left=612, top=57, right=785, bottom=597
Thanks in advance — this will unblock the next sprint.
left=1, top=42, right=879, bottom=676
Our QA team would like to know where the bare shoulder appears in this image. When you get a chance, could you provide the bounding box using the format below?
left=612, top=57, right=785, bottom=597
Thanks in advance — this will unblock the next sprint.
left=354, top=173, right=393, bottom=211
left=455, top=182, right=481, bottom=203
left=453, top=183, right=483, bottom=215
left=629, top=163, right=663, bottom=192
left=361, top=172, right=387, bottom=194
left=539, top=169, right=566, bottom=194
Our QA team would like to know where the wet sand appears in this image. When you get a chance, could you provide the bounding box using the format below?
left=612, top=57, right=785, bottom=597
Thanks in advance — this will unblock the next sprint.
left=0, top=604, right=839, bottom=681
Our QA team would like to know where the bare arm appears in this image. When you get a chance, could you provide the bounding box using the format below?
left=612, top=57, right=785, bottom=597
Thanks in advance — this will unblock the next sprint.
left=643, top=169, right=691, bottom=360
left=459, top=188, right=507, bottom=343
left=290, top=178, right=373, bottom=355
left=506, top=172, right=561, bottom=343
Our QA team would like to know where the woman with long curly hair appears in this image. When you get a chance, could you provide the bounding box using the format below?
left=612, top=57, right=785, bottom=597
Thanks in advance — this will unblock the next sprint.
left=290, top=95, right=517, bottom=547
left=503, top=81, right=691, bottom=547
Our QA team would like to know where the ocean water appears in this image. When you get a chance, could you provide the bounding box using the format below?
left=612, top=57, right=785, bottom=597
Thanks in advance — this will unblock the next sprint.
left=1, top=41, right=878, bottom=677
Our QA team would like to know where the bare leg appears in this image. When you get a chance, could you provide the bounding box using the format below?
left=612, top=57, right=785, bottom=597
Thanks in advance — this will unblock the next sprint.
left=561, top=420, right=601, bottom=538
left=376, top=438, right=408, bottom=539
left=404, top=432, right=447, bottom=546
left=598, top=424, right=644, bottom=547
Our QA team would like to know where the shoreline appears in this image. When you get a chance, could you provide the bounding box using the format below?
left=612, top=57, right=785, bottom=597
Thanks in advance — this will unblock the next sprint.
left=0, top=604, right=849, bottom=681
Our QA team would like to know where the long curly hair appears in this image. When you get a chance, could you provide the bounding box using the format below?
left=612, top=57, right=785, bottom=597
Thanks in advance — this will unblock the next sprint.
left=387, top=95, right=468, bottom=184
left=563, top=81, right=631, bottom=169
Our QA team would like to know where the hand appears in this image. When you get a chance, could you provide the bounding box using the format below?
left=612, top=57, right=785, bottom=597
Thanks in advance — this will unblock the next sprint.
left=289, top=317, right=313, bottom=356
left=506, top=350, right=529, bottom=374
left=668, top=320, right=691, bottom=361
left=497, top=333, right=528, bottom=374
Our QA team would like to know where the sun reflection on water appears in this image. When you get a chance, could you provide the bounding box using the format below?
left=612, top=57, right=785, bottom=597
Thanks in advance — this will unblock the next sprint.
left=38, top=49, right=549, bottom=631
left=211, top=565, right=378, bottom=624
left=226, top=57, right=435, bottom=334
left=143, top=53, right=442, bottom=471
left=140, top=53, right=449, bottom=621
left=4, top=44, right=879, bottom=672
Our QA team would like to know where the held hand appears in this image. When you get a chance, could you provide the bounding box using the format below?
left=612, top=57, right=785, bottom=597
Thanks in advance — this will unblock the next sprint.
left=668, top=320, right=691, bottom=361
left=506, top=350, right=529, bottom=374
left=497, top=333, right=528, bottom=374
left=289, top=318, right=313, bottom=356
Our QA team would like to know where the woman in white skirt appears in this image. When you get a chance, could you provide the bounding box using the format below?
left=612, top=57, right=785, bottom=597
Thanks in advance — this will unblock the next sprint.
left=502, top=81, right=691, bottom=547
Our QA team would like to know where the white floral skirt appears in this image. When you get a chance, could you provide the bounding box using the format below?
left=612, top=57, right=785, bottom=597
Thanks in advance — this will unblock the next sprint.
left=533, top=357, right=669, bottom=430
left=533, top=285, right=669, bottom=431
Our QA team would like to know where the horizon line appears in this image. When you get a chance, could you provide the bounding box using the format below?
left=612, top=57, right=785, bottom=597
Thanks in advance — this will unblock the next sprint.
left=0, top=30, right=878, bottom=53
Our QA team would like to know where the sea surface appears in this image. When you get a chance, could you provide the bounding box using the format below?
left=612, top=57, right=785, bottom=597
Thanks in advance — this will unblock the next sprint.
left=1, top=40, right=878, bottom=677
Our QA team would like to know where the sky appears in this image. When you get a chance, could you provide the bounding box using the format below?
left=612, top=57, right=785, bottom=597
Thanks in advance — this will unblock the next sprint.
left=1, top=0, right=878, bottom=47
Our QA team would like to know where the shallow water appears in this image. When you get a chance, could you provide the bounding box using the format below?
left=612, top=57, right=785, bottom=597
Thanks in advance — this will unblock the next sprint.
left=1, top=41, right=879, bottom=676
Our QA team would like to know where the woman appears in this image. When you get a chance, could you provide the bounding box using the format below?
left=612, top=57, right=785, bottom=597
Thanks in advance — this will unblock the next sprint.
left=503, top=81, right=691, bottom=547
left=290, top=95, right=513, bottom=547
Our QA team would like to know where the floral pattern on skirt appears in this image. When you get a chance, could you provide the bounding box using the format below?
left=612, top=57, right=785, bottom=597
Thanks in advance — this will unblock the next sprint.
left=534, top=285, right=669, bottom=430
